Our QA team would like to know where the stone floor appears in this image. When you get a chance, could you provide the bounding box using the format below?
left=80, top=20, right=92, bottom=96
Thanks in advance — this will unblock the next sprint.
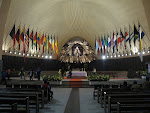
left=30, top=88, right=104, bottom=113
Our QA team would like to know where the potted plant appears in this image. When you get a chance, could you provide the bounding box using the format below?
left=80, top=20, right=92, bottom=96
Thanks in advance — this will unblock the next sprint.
left=139, top=70, right=148, bottom=80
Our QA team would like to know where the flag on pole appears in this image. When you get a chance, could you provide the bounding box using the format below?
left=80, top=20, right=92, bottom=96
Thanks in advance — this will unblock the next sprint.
left=29, top=30, right=33, bottom=49
left=15, top=25, right=21, bottom=50
left=47, top=35, right=50, bottom=54
left=55, top=36, right=58, bottom=59
left=37, top=33, right=41, bottom=51
left=9, top=24, right=16, bottom=48
left=52, top=35, right=55, bottom=52
left=139, top=23, right=143, bottom=62
left=124, top=27, right=128, bottom=50
left=21, top=26, right=25, bottom=42
left=44, top=34, right=47, bottom=53
left=134, top=24, right=139, bottom=46
left=33, top=32, right=37, bottom=50
left=26, top=28, right=29, bottom=48
left=23, top=34, right=26, bottom=62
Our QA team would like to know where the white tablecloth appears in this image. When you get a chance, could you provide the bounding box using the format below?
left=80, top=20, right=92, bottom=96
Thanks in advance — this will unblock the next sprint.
left=66, top=71, right=87, bottom=77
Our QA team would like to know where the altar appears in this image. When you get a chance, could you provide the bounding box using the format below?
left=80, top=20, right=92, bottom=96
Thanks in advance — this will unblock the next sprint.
left=66, top=71, right=87, bottom=79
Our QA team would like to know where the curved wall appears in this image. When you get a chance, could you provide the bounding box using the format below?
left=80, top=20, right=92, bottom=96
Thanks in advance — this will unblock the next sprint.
left=2, top=55, right=150, bottom=71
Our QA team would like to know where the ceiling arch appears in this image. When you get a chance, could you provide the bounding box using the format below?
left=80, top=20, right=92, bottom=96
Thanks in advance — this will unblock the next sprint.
left=2, top=0, right=150, bottom=58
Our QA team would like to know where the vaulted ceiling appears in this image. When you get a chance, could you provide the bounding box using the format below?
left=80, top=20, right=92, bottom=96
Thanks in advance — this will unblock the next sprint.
left=2, top=0, right=150, bottom=58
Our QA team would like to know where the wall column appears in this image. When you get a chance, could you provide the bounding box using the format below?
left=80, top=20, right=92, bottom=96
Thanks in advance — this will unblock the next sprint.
left=0, top=0, right=11, bottom=79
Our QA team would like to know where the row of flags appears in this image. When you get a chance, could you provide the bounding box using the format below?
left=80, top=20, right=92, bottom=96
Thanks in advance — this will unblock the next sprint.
left=9, top=24, right=59, bottom=60
left=95, top=23, right=146, bottom=60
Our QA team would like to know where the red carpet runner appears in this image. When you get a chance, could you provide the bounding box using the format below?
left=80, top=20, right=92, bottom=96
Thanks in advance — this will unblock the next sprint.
left=69, top=79, right=82, bottom=88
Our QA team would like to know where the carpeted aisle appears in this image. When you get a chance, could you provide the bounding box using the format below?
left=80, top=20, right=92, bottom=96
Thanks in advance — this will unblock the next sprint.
left=64, top=88, right=80, bottom=113
left=69, top=79, right=82, bottom=87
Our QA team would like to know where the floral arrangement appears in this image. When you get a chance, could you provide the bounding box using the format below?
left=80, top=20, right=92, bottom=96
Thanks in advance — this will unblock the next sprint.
left=139, top=70, right=148, bottom=76
left=43, top=74, right=62, bottom=81
left=87, top=73, right=110, bottom=81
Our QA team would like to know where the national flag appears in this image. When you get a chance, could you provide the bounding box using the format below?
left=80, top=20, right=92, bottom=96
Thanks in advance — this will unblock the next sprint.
left=44, top=34, right=47, bottom=51
left=134, top=24, right=139, bottom=46
left=23, top=34, right=26, bottom=54
left=139, top=23, right=143, bottom=62
left=33, top=32, right=37, bottom=50
left=40, top=34, right=44, bottom=45
left=52, top=35, right=55, bottom=52
left=47, top=35, right=50, bottom=54
left=55, top=37, right=58, bottom=59
left=99, top=36, right=102, bottom=48
left=25, top=28, right=29, bottom=48
left=116, top=32, right=119, bottom=51
left=9, top=24, right=15, bottom=48
left=15, top=25, right=21, bottom=50
left=20, top=26, right=25, bottom=42
left=124, top=27, right=128, bottom=50
left=29, top=30, right=33, bottom=49
left=49, top=35, right=52, bottom=51
left=105, top=34, right=108, bottom=47
left=37, top=33, right=41, bottom=51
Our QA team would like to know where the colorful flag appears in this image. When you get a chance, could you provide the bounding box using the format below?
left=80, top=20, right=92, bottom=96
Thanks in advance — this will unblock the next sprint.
left=15, top=25, right=20, bottom=50
left=55, top=36, right=58, bottom=59
left=44, top=34, right=47, bottom=52
left=99, top=36, right=102, bottom=48
left=25, top=28, right=29, bottom=48
left=21, top=26, right=25, bottom=42
left=33, top=32, right=37, bottom=50
left=29, top=30, right=33, bottom=49
left=124, top=27, right=128, bottom=50
left=40, top=34, right=44, bottom=45
left=139, top=23, right=143, bottom=62
left=37, top=33, right=41, bottom=51
left=47, top=35, right=50, bottom=54
left=52, top=35, right=55, bottom=52
left=9, top=24, right=15, bottom=48
left=134, top=24, right=139, bottom=46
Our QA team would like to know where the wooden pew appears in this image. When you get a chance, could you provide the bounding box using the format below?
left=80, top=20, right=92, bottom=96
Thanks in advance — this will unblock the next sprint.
left=108, top=94, right=150, bottom=113
left=117, top=102, right=150, bottom=113
left=93, top=85, right=102, bottom=100
left=0, top=97, right=29, bottom=113
left=1, top=88, right=45, bottom=108
left=0, top=93, right=39, bottom=113
left=0, top=103, right=17, bottom=113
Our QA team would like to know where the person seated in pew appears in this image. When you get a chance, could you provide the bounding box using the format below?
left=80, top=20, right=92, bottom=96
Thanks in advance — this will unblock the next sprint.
left=47, top=82, right=53, bottom=100
left=131, top=80, right=141, bottom=91
left=122, top=81, right=130, bottom=91
left=42, top=81, right=52, bottom=101
left=143, top=78, right=150, bottom=91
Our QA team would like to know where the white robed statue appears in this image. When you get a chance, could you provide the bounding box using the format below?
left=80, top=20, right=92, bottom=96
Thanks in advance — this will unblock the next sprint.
left=74, top=46, right=81, bottom=57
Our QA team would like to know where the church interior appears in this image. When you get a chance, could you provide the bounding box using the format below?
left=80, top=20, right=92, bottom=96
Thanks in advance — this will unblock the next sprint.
left=0, top=0, right=150, bottom=113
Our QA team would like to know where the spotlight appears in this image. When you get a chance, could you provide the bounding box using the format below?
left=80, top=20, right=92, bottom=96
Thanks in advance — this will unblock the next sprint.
left=19, top=52, right=21, bottom=55
left=111, top=55, right=113, bottom=58
left=114, top=55, right=116, bottom=57
left=148, top=51, right=150, bottom=53
left=42, top=55, right=44, bottom=58
left=125, top=54, right=127, bottom=56
left=5, top=50, right=7, bottom=53
left=107, top=56, right=109, bottom=58
left=14, top=52, right=16, bottom=54
left=27, top=54, right=29, bottom=56
left=45, top=56, right=48, bottom=58
left=129, top=53, right=131, bottom=56
left=10, top=51, right=12, bottom=54
left=142, top=51, right=145, bottom=54
left=122, top=54, right=124, bottom=57
left=34, top=55, right=36, bottom=57
left=138, top=52, right=140, bottom=55
left=49, top=56, right=52, bottom=59
left=31, top=54, right=33, bottom=56
left=38, top=55, right=40, bottom=57
left=118, top=55, right=120, bottom=57
left=102, top=55, right=106, bottom=59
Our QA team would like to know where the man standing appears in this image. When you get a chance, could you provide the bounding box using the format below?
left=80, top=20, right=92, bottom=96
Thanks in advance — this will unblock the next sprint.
left=7, top=68, right=11, bottom=80
left=37, top=68, right=41, bottom=80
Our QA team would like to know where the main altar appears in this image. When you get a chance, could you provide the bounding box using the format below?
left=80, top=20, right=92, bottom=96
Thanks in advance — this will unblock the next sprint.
left=66, top=71, right=87, bottom=79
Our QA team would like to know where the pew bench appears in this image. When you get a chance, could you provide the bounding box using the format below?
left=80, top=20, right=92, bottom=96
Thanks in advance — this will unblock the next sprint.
left=0, top=103, right=17, bottom=113
left=0, top=97, right=29, bottom=113
left=117, top=102, right=150, bottom=113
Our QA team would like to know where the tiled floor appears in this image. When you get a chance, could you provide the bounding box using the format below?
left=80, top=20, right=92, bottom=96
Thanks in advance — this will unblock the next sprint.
left=31, top=88, right=104, bottom=113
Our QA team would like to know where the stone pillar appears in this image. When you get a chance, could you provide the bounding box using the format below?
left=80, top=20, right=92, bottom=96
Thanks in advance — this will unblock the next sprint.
left=0, top=0, right=11, bottom=79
